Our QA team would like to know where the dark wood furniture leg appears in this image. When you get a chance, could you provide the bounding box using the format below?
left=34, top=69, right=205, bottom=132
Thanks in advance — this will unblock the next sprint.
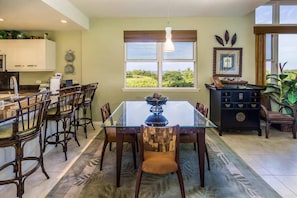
left=116, top=128, right=124, bottom=187
left=197, top=128, right=205, bottom=187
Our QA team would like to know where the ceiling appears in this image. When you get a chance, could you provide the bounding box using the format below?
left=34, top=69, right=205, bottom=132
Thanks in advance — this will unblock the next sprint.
left=0, top=0, right=270, bottom=31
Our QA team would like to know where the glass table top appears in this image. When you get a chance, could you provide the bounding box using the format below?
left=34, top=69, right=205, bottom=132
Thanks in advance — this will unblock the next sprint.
left=103, top=101, right=217, bottom=129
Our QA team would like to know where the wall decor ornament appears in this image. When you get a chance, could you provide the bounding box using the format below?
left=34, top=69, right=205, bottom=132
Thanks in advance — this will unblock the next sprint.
left=64, top=50, right=75, bottom=74
left=215, top=30, right=237, bottom=47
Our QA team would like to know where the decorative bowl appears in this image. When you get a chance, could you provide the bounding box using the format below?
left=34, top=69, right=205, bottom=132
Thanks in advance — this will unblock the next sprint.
left=145, top=96, right=168, bottom=106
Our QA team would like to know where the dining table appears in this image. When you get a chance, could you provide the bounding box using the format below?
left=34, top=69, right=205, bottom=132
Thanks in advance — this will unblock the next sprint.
left=102, top=100, right=217, bottom=187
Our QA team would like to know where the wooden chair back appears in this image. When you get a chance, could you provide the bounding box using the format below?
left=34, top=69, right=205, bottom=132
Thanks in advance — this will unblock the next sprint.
left=81, top=82, right=98, bottom=105
left=139, top=125, right=180, bottom=163
left=58, top=85, right=81, bottom=95
left=13, top=91, right=51, bottom=140
left=51, top=91, right=81, bottom=116
left=196, top=102, right=208, bottom=117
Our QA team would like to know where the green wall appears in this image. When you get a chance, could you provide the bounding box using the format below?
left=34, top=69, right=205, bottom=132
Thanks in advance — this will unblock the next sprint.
left=20, top=13, right=256, bottom=121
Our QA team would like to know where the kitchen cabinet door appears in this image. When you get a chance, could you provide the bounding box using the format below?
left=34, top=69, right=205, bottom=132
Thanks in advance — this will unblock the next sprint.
left=0, top=39, right=56, bottom=72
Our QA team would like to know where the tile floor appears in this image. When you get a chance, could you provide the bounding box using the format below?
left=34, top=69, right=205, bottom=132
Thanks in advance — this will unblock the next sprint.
left=1, top=122, right=297, bottom=198
left=220, top=124, right=297, bottom=198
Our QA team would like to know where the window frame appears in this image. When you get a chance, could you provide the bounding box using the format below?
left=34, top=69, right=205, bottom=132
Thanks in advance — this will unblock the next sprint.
left=123, top=30, right=198, bottom=91
left=254, top=1, right=297, bottom=85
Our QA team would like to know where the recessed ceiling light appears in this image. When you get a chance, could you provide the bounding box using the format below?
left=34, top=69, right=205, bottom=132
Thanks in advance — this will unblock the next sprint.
left=0, top=18, right=4, bottom=22
left=60, top=19, right=68, bottom=24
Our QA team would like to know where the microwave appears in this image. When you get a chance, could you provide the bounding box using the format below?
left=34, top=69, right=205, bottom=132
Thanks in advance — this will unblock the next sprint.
left=0, top=54, right=6, bottom=72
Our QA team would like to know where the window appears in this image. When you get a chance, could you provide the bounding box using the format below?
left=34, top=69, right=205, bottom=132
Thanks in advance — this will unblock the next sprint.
left=124, top=30, right=197, bottom=89
left=255, top=5, right=273, bottom=24
left=280, top=5, right=297, bottom=24
left=255, top=1, right=297, bottom=79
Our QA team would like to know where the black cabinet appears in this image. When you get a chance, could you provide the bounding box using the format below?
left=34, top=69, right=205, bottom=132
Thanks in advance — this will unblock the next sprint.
left=206, top=84, right=265, bottom=136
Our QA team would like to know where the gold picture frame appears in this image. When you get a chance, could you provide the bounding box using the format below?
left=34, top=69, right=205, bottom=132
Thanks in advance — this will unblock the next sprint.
left=213, top=47, right=242, bottom=77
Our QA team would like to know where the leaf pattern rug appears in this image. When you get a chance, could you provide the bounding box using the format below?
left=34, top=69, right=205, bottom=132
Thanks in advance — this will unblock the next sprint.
left=46, top=129, right=281, bottom=198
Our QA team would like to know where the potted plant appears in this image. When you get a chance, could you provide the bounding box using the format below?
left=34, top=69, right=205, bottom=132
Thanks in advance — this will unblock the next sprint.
left=264, top=61, right=297, bottom=108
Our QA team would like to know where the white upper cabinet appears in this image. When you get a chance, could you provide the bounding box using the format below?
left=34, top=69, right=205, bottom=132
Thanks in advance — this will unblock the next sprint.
left=0, top=39, right=56, bottom=72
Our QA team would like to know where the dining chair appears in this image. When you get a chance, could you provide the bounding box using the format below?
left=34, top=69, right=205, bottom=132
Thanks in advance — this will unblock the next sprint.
left=0, top=91, right=51, bottom=198
left=73, top=82, right=98, bottom=138
left=135, top=125, right=185, bottom=198
left=179, top=102, right=210, bottom=170
left=100, top=102, right=137, bottom=170
left=43, top=88, right=82, bottom=160
left=260, top=94, right=296, bottom=139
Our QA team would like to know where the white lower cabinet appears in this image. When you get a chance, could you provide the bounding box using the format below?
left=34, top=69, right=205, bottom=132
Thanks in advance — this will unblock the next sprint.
left=0, top=39, right=56, bottom=72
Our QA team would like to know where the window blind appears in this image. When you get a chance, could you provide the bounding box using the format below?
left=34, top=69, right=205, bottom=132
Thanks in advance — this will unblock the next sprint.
left=124, top=30, right=197, bottom=42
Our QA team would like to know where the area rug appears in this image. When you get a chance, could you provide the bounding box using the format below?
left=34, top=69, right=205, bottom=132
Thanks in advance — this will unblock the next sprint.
left=46, top=129, right=281, bottom=198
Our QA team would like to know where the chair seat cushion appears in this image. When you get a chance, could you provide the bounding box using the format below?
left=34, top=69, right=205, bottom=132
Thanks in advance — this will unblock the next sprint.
left=0, top=121, right=36, bottom=140
left=47, top=106, right=72, bottom=116
left=142, top=151, right=177, bottom=174
left=0, top=123, right=13, bottom=139
left=268, top=111, right=295, bottom=121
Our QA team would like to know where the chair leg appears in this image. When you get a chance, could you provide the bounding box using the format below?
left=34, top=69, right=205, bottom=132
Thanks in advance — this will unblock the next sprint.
left=83, top=106, right=88, bottom=138
left=75, top=107, right=80, bottom=134
left=292, top=123, right=296, bottom=139
left=55, top=120, right=59, bottom=147
left=131, top=141, right=137, bottom=169
left=205, top=144, right=210, bottom=171
left=135, top=168, right=143, bottom=198
left=100, top=139, right=109, bottom=170
left=265, top=121, right=270, bottom=139
left=176, top=167, right=185, bottom=198
left=89, top=105, right=96, bottom=130
left=109, top=142, right=112, bottom=151
left=39, top=133, right=50, bottom=179
left=70, top=116, right=80, bottom=147
left=134, top=133, right=139, bottom=152
left=43, top=119, right=49, bottom=152
left=193, top=142, right=196, bottom=151
left=16, top=142, right=24, bottom=198
left=62, top=119, right=68, bottom=161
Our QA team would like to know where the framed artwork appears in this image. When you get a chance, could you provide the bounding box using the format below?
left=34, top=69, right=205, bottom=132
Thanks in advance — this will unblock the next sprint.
left=213, top=47, right=242, bottom=77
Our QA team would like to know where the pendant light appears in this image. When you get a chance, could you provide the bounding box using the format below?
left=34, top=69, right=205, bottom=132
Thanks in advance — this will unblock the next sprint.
left=163, top=0, right=175, bottom=52
left=164, top=26, right=175, bottom=52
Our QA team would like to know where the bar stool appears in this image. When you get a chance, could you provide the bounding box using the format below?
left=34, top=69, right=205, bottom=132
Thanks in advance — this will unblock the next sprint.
left=0, top=91, right=51, bottom=198
left=74, top=82, right=98, bottom=138
left=43, top=87, right=81, bottom=161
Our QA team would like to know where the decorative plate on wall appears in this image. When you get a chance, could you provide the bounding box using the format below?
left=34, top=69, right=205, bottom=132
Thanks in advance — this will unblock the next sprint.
left=65, top=50, right=75, bottom=62
left=65, top=63, right=74, bottom=74
left=64, top=50, right=75, bottom=74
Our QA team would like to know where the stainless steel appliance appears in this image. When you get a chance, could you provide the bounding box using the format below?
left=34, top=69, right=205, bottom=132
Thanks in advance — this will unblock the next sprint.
left=0, top=54, right=6, bottom=72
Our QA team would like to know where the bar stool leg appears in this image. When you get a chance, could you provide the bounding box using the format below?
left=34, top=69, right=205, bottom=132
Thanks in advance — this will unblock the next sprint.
left=71, top=116, right=80, bottom=146
left=16, top=142, right=24, bottom=198
left=39, top=132, right=50, bottom=178
left=89, top=105, right=96, bottom=130
left=83, top=106, right=88, bottom=138
left=62, top=118, right=68, bottom=161
left=43, top=119, right=49, bottom=152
